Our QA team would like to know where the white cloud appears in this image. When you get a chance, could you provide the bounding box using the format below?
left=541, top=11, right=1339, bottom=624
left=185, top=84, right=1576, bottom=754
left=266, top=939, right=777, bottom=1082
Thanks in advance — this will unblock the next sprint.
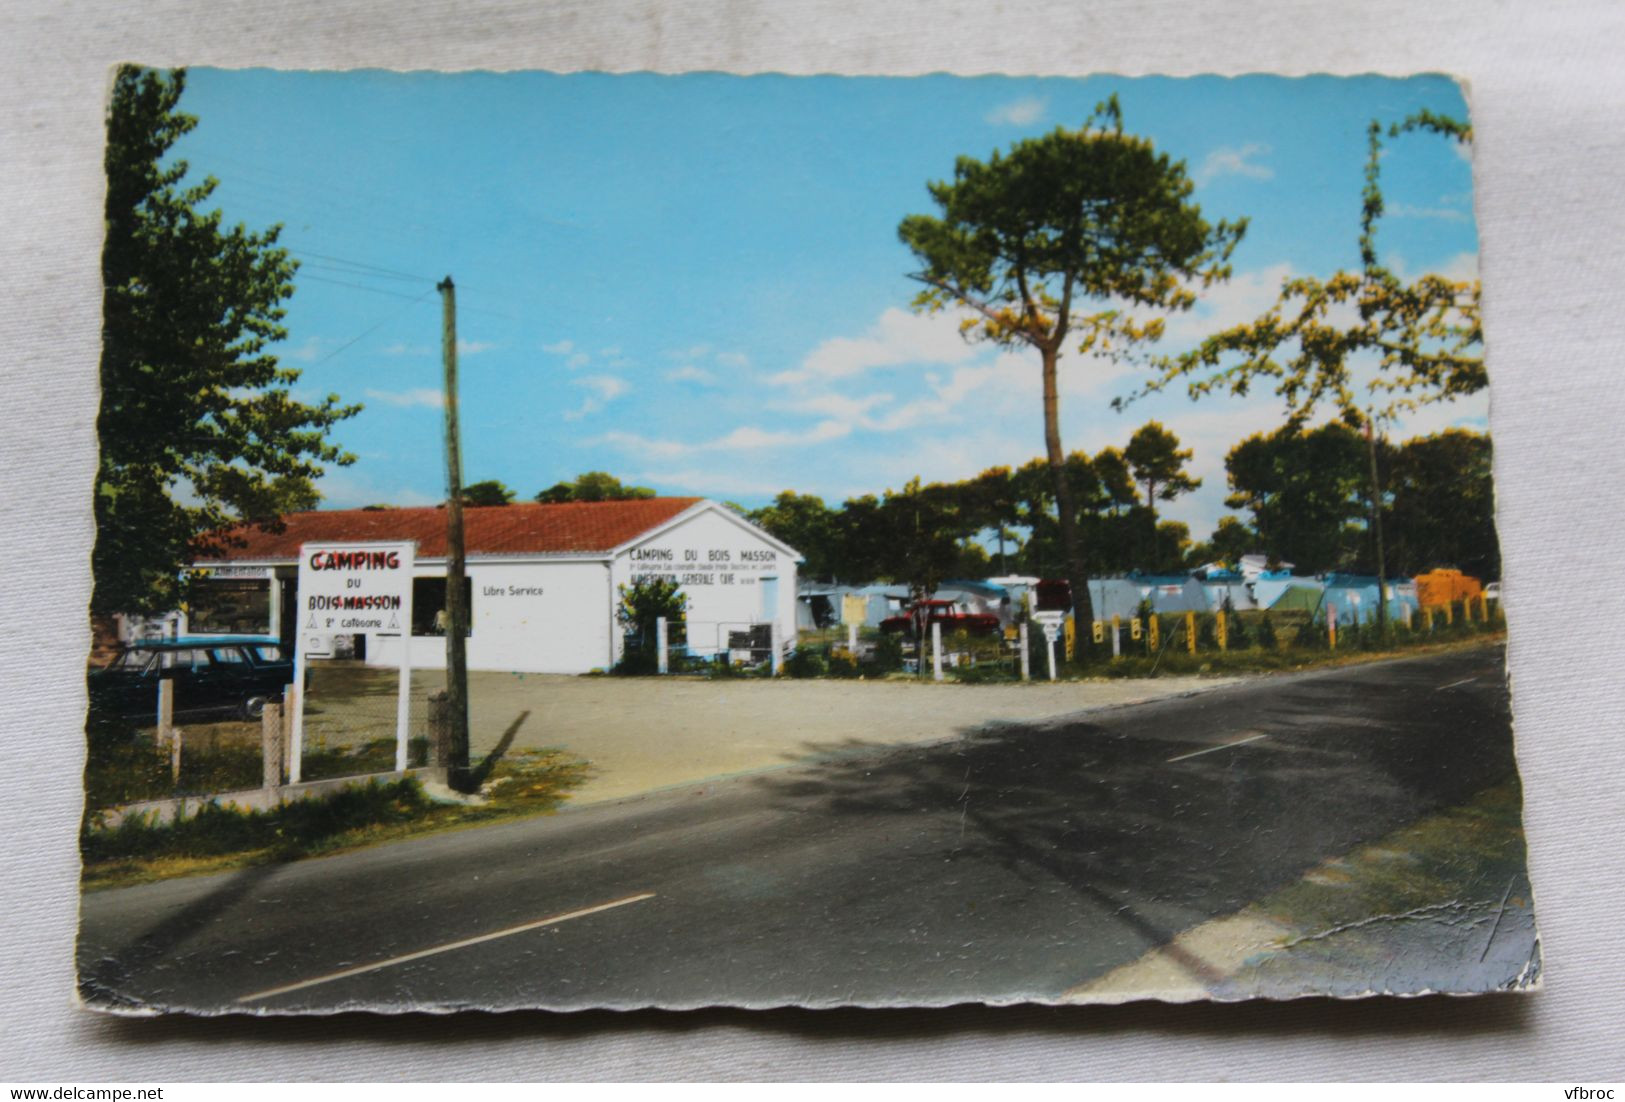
left=715, top=351, right=750, bottom=369
left=566, top=352, right=590, bottom=369
left=380, top=341, right=433, bottom=357
left=562, top=374, right=630, bottom=421
left=364, top=387, right=444, bottom=409
left=665, top=365, right=719, bottom=385
left=770, top=307, right=980, bottom=387
left=625, top=469, right=789, bottom=498
left=1194, top=142, right=1274, bottom=186
left=1386, top=250, right=1479, bottom=283
left=577, top=375, right=629, bottom=401
left=542, top=339, right=574, bottom=355
left=1387, top=203, right=1471, bottom=223
left=595, top=420, right=852, bottom=458
left=457, top=339, right=496, bottom=356
left=986, top=96, right=1048, bottom=127
left=598, top=345, right=622, bottom=356
left=284, top=337, right=325, bottom=363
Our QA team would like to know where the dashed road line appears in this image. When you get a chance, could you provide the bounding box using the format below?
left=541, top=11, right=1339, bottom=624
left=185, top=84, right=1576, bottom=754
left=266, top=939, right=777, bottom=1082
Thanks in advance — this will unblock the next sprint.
left=236, top=891, right=656, bottom=1004
left=1166, top=733, right=1268, bottom=763
left=1436, top=676, right=1479, bottom=691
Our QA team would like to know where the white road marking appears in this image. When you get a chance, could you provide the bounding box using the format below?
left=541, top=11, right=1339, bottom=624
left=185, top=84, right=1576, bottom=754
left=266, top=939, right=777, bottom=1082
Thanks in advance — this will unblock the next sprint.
left=1436, top=677, right=1479, bottom=691
left=1166, top=733, right=1267, bottom=763
left=236, top=891, right=656, bottom=1004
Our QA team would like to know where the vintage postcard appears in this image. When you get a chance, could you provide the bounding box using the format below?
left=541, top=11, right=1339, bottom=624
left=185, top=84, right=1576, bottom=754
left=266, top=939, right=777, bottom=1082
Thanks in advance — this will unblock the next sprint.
left=77, top=68, right=1538, bottom=1013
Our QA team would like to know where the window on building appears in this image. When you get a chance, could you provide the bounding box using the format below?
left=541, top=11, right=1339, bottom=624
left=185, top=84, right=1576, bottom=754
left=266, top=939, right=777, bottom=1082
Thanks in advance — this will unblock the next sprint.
left=412, top=576, right=474, bottom=637
left=188, top=579, right=272, bottom=635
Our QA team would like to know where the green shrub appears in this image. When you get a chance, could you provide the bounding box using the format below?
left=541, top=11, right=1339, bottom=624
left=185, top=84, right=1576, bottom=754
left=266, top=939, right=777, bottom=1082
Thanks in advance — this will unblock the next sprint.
left=785, top=646, right=828, bottom=679
left=1257, top=611, right=1279, bottom=650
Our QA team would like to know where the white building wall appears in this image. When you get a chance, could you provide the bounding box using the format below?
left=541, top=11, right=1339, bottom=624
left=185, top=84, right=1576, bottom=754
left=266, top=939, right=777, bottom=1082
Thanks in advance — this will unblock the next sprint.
left=610, top=506, right=799, bottom=660
left=367, top=558, right=613, bottom=674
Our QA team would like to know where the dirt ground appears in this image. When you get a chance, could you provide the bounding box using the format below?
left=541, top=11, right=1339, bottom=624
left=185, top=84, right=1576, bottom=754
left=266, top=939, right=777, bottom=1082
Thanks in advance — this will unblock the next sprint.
left=415, top=669, right=1250, bottom=806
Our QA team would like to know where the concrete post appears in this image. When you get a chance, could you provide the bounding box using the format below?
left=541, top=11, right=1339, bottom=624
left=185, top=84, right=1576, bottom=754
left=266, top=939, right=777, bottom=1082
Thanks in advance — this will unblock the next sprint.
left=1110, top=615, right=1121, bottom=659
left=931, top=621, right=943, bottom=682
left=656, top=616, right=669, bottom=674
left=156, top=677, right=174, bottom=746
left=170, top=727, right=182, bottom=785
left=428, top=690, right=451, bottom=767
left=1019, top=621, right=1030, bottom=681
left=1047, top=629, right=1057, bottom=681
left=848, top=621, right=858, bottom=654
left=1328, top=604, right=1338, bottom=649
left=770, top=621, right=782, bottom=676
left=282, top=682, right=298, bottom=779
left=262, top=700, right=284, bottom=791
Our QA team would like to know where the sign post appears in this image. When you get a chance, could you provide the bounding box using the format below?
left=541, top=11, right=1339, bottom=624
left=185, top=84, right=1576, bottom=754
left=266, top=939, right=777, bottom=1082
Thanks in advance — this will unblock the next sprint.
left=1034, top=611, right=1063, bottom=682
left=291, top=541, right=415, bottom=783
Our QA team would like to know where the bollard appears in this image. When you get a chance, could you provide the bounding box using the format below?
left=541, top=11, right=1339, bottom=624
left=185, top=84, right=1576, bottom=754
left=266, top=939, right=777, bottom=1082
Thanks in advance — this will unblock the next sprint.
left=262, top=700, right=284, bottom=790
left=770, top=622, right=782, bottom=676
left=1019, top=621, right=1030, bottom=681
left=170, top=727, right=182, bottom=785
left=1185, top=611, right=1196, bottom=655
left=1327, top=604, right=1338, bottom=650
left=156, top=677, right=174, bottom=746
left=1404, top=604, right=1414, bottom=631
left=428, top=690, right=451, bottom=767
left=1130, top=616, right=1142, bottom=642
left=1443, top=600, right=1454, bottom=625
left=1064, top=617, right=1076, bottom=662
left=931, top=621, right=943, bottom=682
left=848, top=621, right=857, bottom=654
left=1110, top=615, right=1121, bottom=659
left=1148, top=615, right=1160, bottom=653
left=1216, top=610, right=1228, bottom=652
left=656, top=616, right=669, bottom=674
left=1091, top=620, right=1104, bottom=644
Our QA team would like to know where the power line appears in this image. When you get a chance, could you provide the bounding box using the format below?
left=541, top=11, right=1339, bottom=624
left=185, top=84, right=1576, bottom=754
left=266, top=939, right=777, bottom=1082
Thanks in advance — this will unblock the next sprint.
left=290, top=249, right=439, bottom=284
left=298, top=272, right=433, bottom=301
left=314, top=287, right=438, bottom=367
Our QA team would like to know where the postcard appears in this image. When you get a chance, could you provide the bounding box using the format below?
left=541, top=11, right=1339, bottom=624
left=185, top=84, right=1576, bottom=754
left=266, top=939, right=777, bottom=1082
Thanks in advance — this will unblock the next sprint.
left=77, top=67, right=1537, bottom=1013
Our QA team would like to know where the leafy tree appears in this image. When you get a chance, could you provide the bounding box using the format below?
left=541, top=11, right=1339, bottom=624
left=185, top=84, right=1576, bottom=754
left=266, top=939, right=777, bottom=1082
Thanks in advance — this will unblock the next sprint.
left=1126, top=111, right=1480, bottom=424
left=1385, top=429, right=1499, bottom=579
left=536, top=471, right=656, bottom=503
left=899, top=95, right=1246, bottom=635
left=1186, top=515, right=1260, bottom=569
left=1224, top=423, right=1369, bottom=573
left=1124, top=421, right=1201, bottom=511
left=878, top=478, right=973, bottom=604
left=616, top=576, right=687, bottom=642
left=94, top=66, right=358, bottom=616
left=748, top=492, right=840, bottom=580
left=461, top=480, right=515, bottom=507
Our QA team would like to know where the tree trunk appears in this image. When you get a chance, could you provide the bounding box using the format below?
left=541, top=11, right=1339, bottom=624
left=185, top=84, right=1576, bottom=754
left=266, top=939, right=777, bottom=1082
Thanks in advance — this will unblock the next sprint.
left=1041, top=346, right=1095, bottom=640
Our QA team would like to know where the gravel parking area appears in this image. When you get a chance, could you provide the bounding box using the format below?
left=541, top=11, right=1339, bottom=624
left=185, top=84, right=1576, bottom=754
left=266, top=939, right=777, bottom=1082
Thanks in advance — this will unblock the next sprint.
left=413, top=670, right=1252, bottom=806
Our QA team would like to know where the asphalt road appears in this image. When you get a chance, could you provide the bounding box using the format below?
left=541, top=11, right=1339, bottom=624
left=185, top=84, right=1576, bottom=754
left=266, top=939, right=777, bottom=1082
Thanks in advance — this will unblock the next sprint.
left=78, top=644, right=1528, bottom=1013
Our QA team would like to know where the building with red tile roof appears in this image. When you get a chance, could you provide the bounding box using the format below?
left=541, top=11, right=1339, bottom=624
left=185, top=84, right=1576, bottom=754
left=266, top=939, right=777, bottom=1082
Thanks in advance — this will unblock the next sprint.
left=180, top=498, right=800, bottom=674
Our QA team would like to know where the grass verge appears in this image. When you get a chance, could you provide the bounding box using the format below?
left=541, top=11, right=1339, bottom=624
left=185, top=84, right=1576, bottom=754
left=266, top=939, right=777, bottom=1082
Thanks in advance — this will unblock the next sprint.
left=80, top=747, right=591, bottom=892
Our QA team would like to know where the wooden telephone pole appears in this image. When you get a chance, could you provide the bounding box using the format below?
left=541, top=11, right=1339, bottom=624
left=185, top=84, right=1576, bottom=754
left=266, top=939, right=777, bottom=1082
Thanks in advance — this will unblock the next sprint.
left=439, top=276, right=471, bottom=787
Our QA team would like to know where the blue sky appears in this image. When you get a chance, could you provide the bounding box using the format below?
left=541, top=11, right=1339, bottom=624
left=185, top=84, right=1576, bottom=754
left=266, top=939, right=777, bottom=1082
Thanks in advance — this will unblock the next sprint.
left=173, top=69, right=1484, bottom=538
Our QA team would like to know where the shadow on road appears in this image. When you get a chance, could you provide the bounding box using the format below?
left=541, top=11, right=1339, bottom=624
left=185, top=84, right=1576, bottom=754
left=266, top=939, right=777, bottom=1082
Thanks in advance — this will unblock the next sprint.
left=749, top=649, right=1521, bottom=986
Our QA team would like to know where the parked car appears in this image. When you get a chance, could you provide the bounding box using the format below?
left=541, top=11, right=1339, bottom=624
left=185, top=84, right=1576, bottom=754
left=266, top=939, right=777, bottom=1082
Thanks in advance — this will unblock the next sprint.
left=879, top=599, right=1002, bottom=638
left=88, top=637, right=294, bottom=722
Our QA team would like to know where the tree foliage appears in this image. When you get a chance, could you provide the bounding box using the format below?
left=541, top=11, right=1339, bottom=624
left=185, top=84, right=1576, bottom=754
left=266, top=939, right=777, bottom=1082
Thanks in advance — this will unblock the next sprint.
left=898, top=95, right=1246, bottom=632
left=461, top=480, right=515, bottom=507
left=1124, top=111, right=1481, bottom=424
left=1223, top=423, right=1370, bottom=573
left=535, top=471, right=656, bottom=503
left=95, top=66, right=358, bottom=616
left=1124, top=421, right=1201, bottom=508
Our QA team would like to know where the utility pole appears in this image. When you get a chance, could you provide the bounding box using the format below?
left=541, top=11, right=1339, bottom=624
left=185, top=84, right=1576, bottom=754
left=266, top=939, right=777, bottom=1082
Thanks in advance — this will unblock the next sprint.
left=439, top=276, right=471, bottom=788
left=1365, top=411, right=1389, bottom=635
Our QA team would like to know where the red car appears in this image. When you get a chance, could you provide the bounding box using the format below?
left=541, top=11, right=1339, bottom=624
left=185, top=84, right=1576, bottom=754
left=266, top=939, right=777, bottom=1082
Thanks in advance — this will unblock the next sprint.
left=879, top=600, right=1001, bottom=638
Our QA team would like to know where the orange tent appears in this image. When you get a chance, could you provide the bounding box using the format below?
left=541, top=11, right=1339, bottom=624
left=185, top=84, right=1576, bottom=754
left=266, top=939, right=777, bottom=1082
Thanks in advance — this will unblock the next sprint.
left=1414, top=568, right=1483, bottom=607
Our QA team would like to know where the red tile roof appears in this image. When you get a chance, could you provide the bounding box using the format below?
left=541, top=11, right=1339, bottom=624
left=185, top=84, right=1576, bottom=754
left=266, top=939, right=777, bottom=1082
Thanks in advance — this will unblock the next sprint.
left=197, top=498, right=705, bottom=562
